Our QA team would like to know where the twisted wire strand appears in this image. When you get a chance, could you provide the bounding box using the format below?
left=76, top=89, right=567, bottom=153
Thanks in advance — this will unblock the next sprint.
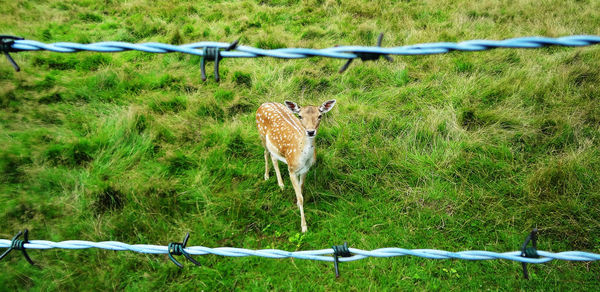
left=2, top=239, right=599, bottom=264
left=9, top=35, right=600, bottom=59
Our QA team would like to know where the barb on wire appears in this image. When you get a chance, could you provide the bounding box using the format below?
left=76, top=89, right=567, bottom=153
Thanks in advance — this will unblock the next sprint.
left=200, top=39, right=239, bottom=82
left=168, top=232, right=202, bottom=268
left=338, top=33, right=393, bottom=73
left=521, top=228, right=540, bottom=279
left=2, top=34, right=599, bottom=76
left=0, top=229, right=36, bottom=266
left=332, top=242, right=352, bottom=278
left=0, top=35, right=23, bottom=72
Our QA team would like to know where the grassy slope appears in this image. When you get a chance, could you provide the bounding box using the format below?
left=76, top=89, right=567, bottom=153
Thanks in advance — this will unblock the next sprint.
left=1, top=0, right=600, bottom=290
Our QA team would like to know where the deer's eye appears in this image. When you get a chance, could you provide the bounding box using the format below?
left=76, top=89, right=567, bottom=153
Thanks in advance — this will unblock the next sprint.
left=318, top=115, right=322, bottom=119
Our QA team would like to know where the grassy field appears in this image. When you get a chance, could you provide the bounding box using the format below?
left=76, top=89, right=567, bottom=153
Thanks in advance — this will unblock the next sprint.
left=1, top=0, right=600, bottom=290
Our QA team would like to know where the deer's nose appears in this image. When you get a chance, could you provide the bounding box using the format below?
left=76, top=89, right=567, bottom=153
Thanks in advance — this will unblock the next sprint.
left=307, top=130, right=316, bottom=137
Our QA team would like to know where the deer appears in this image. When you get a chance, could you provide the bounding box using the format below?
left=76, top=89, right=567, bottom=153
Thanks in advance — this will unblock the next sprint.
left=256, top=100, right=336, bottom=233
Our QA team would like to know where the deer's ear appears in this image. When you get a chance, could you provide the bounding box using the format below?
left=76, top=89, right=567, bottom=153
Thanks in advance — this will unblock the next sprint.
left=319, top=99, right=336, bottom=113
left=285, top=100, right=300, bottom=113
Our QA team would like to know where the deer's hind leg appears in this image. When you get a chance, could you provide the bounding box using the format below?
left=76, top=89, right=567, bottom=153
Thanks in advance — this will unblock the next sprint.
left=264, top=149, right=270, bottom=180
left=271, top=155, right=285, bottom=190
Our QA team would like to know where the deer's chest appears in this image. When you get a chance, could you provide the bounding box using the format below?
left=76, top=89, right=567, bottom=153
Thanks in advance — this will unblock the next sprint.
left=295, top=144, right=315, bottom=175
left=266, top=134, right=315, bottom=174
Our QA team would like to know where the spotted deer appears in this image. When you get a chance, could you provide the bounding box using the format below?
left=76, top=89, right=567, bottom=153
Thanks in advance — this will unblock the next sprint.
left=256, top=100, right=336, bottom=233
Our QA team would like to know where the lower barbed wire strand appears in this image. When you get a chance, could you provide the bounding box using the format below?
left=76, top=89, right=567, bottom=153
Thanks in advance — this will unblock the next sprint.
left=2, top=239, right=600, bottom=264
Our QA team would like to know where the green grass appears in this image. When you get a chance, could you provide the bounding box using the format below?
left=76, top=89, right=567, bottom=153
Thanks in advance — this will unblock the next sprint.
left=1, top=0, right=600, bottom=290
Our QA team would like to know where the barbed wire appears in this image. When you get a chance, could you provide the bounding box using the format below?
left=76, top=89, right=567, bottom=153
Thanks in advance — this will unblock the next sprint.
left=2, top=34, right=600, bottom=80
left=2, top=229, right=599, bottom=278
left=2, top=239, right=600, bottom=263
left=8, top=35, right=600, bottom=58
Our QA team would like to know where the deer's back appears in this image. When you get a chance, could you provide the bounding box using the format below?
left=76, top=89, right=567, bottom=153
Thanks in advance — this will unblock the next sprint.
left=256, top=103, right=306, bottom=161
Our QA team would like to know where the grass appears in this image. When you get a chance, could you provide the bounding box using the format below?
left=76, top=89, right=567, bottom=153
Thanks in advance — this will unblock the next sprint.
left=1, top=0, right=600, bottom=290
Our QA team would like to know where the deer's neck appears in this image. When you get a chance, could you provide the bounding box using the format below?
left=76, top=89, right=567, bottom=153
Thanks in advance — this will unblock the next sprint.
left=299, top=134, right=316, bottom=155
left=304, top=135, right=315, bottom=149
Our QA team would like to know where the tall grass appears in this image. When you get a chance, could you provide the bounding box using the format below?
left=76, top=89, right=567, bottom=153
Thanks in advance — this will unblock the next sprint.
left=1, top=0, right=599, bottom=290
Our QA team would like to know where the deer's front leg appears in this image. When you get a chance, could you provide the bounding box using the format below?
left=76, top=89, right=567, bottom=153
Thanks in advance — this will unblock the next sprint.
left=299, top=172, right=307, bottom=190
left=289, top=172, right=307, bottom=233
left=264, top=149, right=270, bottom=180
left=271, top=156, right=284, bottom=190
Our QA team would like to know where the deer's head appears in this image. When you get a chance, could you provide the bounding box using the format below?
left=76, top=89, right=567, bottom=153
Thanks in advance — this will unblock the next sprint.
left=285, top=100, right=336, bottom=138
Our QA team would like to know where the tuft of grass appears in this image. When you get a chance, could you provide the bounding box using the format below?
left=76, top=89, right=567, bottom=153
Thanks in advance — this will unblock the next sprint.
left=255, top=38, right=287, bottom=49
left=78, top=12, right=103, bottom=23
left=233, top=71, right=252, bottom=87
left=149, top=95, right=187, bottom=114
left=214, top=89, right=234, bottom=101
left=43, top=139, right=97, bottom=167
left=0, top=152, right=31, bottom=183
left=77, top=55, right=112, bottom=71
left=196, top=101, right=225, bottom=122
left=165, top=150, right=197, bottom=175
left=92, top=186, right=125, bottom=214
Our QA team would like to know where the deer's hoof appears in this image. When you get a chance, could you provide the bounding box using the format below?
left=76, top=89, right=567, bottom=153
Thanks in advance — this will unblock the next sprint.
left=264, top=174, right=269, bottom=180
left=278, top=184, right=284, bottom=190
left=301, top=226, right=307, bottom=233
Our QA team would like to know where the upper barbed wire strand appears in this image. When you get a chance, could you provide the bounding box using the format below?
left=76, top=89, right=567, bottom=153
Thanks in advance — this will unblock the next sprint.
left=9, top=35, right=600, bottom=59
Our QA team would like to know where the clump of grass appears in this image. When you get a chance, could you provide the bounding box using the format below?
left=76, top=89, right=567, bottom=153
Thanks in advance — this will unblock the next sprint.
left=0, top=152, right=31, bottom=183
left=294, top=76, right=331, bottom=94
left=77, top=55, right=112, bottom=71
left=528, top=152, right=598, bottom=199
left=233, top=71, right=252, bottom=87
left=149, top=95, right=187, bottom=114
left=92, top=186, right=125, bottom=214
left=165, top=150, right=197, bottom=174
left=44, top=138, right=97, bottom=167
left=0, top=87, right=19, bottom=109
left=255, top=37, right=287, bottom=49
left=169, top=29, right=183, bottom=45
left=526, top=151, right=600, bottom=248
left=32, top=56, right=78, bottom=71
left=78, top=12, right=103, bottom=23
left=214, top=89, right=234, bottom=101
left=226, top=131, right=250, bottom=158
left=38, top=90, right=64, bottom=104
left=196, top=101, right=225, bottom=122
left=228, top=100, right=254, bottom=116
